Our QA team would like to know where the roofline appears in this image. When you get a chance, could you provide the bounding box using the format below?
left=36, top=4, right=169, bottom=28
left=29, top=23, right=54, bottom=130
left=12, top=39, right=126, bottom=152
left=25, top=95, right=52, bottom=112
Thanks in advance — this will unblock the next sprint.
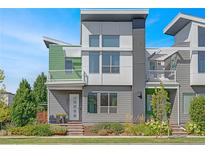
left=164, top=13, right=205, bottom=35
left=80, top=9, right=149, bottom=16
left=43, top=36, right=72, bottom=48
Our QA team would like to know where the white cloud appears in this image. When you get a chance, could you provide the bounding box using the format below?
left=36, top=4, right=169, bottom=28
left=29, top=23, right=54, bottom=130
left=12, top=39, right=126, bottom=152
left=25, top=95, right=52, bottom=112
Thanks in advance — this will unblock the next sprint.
left=146, top=14, right=161, bottom=26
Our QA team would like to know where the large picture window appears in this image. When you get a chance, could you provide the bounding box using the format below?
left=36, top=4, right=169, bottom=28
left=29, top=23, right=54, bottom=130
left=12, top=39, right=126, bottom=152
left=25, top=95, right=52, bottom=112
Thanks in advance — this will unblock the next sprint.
left=89, top=52, right=99, bottom=73
left=102, top=52, right=120, bottom=73
left=183, top=93, right=195, bottom=114
left=102, top=35, right=119, bottom=47
left=89, top=35, right=99, bottom=47
left=198, top=51, right=205, bottom=73
left=87, top=93, right=97, bottom=113
left=100, top=93, right=117, bottom=113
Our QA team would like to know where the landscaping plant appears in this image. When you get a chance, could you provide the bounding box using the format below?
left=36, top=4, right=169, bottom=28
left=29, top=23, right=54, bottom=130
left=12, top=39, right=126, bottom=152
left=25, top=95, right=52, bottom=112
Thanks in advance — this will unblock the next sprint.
left=11, top=79, right=37, bottom=126
left=189, top=96, right=205, bottom=131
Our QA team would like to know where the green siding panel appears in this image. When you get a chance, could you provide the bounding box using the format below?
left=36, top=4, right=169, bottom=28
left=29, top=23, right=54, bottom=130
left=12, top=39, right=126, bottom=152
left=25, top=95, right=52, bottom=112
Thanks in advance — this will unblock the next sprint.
left=49, top=45, right=82, bottom=80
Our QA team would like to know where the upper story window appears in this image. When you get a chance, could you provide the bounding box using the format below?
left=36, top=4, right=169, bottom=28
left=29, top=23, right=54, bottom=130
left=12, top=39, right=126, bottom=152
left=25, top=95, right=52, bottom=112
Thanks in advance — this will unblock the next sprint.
left=198, top=27, right=205, bottom=47
left=89, top=52, right=100, bottom=73
left=89, top=35, right=99, bottom=47
left=65, top=58, right=73, bottom=72
left=102, top=35, right=119, bottom=47
left=198, top=51, right=205, bottom=73
left=102, top=52, right=120, bottom=73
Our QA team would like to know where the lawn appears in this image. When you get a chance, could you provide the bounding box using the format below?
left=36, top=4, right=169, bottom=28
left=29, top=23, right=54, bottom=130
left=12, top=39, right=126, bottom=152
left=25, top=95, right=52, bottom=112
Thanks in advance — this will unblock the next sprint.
left=0, top=137, right=205, bottom=144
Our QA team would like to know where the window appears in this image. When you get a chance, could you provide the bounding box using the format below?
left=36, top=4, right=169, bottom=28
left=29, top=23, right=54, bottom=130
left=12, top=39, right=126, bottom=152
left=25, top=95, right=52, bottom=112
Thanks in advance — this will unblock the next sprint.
left=100, top=93, right=117, bottom=113
left=89, top=52, right=99, bottom=73
left=183, top=93, right=195, bottom=114
left=87, top=93, right=97, bottom=113
left=198, top=27, right=205, bottom=47
left=89, top=35, right=99, bottom=47
left=102, top=52, right=120, bottom=73
left=198, top=51, right=205, bottom=73
left=102, top=35, right=119, bottom=47
left=65, top=58, right=73, bottom=72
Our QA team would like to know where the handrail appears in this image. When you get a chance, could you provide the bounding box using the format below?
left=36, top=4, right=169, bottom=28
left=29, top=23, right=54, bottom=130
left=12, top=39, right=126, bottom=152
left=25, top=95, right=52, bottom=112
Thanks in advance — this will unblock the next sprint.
left=147, top=70, right=176, bottom=82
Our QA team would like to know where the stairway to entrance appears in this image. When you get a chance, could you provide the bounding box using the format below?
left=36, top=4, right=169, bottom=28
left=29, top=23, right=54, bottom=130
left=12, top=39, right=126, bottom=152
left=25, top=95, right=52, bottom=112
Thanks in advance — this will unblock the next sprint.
left=67, top=122, right=84, bottom=136
left=171, top=124, right=187, bottom=136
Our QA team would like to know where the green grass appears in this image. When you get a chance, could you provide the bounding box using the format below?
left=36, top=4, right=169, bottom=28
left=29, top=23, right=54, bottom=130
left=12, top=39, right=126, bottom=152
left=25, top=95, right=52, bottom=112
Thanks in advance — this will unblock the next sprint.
left=0, top=137, right=205, bottom=144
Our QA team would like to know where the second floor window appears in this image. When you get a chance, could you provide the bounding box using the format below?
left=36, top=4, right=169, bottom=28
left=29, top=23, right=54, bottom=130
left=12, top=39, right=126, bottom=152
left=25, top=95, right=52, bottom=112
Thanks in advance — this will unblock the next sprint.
left=89, top=35, right=99, bottom=47
left=89, top=52, right=100, bottom=73
left=65, top=58, right=73, bottom=71
left=102, top=52, right=120, bottom=73
left=198, top=51, right=205, bottom=73
left=102, top=35, right=119, bottom=47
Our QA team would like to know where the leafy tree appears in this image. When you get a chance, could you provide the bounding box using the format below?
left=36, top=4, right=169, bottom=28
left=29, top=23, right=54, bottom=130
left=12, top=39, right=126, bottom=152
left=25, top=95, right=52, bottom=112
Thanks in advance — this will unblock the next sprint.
left=190, top=96, right=205, bottom=131
left=11, top=79, right=37, bottom=126
left=151, top=83, right=171, bottom=122
left=33, top=72, right=47, bottom=111
left=0, top=102, right=10, bottom=129
left=0, top=69, right=10, bottom=129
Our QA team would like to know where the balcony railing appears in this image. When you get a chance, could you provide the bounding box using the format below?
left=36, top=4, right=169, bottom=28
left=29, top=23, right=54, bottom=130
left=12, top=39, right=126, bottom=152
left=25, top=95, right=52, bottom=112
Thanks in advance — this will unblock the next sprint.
left=147, top=70, right=176, bottom=82
left=47, top=69, right=88, bottom=83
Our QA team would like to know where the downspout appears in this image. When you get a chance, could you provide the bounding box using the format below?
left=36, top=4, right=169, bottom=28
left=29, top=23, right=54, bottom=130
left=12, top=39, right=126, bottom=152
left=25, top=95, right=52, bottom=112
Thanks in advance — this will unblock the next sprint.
left=177, top=85, right=180, bottom=126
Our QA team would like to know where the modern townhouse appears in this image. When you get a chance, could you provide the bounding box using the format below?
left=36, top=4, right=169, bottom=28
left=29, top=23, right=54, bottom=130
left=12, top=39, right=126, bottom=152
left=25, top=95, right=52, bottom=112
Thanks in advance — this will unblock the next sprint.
left=43, top=10, right=205, bottom=127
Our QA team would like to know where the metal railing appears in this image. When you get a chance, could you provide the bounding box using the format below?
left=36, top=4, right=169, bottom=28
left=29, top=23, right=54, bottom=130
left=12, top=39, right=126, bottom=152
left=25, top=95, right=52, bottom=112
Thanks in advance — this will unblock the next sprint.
left=147, top=70, right=176, bottom=82
left=47, top=69, right=88, bottom=84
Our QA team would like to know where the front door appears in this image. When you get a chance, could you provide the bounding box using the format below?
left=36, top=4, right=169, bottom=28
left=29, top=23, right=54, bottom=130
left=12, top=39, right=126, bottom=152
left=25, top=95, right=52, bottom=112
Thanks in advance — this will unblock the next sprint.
left=69, top=94, right=79, bottom=121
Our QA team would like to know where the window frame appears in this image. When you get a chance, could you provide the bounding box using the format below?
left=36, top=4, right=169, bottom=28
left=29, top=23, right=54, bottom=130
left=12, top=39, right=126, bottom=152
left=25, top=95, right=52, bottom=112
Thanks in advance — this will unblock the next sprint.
left=102, top=52, right=120, bottom=74
left=183, top=93, right=196, bottom=115
left=198, top=51, right=205, bottom=73
left=100, top=92, right=117, bottom=114
left=102, top=35, right=120, bottom=47
left=65, top=58, right=73, bottom=73
left=89, top=52, right=100, bottom=74
left=89, top=35, right=100, bottom=47
left=87, top=92, right=98, bottom=114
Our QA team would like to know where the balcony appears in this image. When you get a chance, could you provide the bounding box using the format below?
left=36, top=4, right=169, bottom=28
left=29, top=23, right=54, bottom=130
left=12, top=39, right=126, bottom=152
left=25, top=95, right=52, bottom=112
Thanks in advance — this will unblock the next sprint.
left=147, top=70, right=176, bottom=82
left=47, top=69, right=88, bottom=84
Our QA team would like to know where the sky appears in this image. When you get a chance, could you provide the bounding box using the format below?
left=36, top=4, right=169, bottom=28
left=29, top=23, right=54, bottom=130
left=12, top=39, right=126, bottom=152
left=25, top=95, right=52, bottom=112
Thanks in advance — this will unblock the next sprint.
left=0, top=8, right=205, bottom=93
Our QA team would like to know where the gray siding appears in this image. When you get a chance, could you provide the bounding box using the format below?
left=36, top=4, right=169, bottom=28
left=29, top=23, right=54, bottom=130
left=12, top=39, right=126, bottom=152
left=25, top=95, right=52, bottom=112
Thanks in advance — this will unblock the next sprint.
left=48, top=90, right=82, bottom=123
left=82, top=86, right=133, bottom=124
left=132, top=19, right=146, bottom=120
left=168, top=89, right=178, bottom=124
left=176, top=50, right=205, bottom=124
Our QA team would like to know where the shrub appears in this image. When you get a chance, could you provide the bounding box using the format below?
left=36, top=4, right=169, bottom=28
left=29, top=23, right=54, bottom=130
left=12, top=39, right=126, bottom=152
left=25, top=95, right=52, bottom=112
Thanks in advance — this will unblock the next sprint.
left=98, top=129, right=108, bottom=136
left=185, top=121, right=203, bottom=135
left=124, top=123, right=152, bottom=136
left=190, top=96, right=205, bottom=130
left=0, top=130, right=7, bottom=136
left=51, top=125, right=67, bottom=135
left=91, top=123, right=124, bottom=135
left=146, top=119, right=171, bottom=136
left=8, top=124, right=52, bottom=136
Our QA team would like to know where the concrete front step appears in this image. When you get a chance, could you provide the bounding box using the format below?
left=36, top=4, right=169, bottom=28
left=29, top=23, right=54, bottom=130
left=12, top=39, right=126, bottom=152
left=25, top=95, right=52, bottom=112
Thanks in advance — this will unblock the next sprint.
left=67, top=122, right=84, bottom=136
left=171, top=125, right=187, bottom=136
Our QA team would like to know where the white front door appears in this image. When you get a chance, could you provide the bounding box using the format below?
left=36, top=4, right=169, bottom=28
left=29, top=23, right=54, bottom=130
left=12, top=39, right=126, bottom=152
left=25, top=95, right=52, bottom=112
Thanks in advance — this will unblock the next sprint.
left=69, top=94, right=80, bottom=121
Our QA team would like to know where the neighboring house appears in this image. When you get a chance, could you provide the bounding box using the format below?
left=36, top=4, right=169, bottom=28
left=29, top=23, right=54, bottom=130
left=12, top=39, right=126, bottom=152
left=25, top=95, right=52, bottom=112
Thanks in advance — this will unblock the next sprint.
left=0, top=92, right=15, bottom=106
left=43, top=10, right=205, bottom=125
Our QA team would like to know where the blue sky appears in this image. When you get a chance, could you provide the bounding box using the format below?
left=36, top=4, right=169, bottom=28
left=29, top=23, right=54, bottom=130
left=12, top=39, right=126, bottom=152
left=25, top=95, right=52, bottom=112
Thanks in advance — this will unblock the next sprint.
left=0, top=8, right=205, bottom=93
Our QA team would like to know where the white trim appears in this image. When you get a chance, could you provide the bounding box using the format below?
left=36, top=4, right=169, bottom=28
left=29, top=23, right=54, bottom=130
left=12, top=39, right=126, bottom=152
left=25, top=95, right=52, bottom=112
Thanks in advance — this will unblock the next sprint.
left=177, top=86, right=180, bottom=126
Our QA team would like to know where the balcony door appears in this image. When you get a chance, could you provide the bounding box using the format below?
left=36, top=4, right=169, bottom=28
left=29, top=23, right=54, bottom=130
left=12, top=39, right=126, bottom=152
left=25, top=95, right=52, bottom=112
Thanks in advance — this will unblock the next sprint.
left=69, top=94, right=79, bottom=121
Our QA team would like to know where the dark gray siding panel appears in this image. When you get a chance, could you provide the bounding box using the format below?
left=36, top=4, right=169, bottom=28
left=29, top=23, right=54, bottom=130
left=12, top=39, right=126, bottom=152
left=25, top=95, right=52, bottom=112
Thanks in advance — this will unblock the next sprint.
left=169, top=89, right=178, bottom=124
left=132, top=20, right=146, bottom=121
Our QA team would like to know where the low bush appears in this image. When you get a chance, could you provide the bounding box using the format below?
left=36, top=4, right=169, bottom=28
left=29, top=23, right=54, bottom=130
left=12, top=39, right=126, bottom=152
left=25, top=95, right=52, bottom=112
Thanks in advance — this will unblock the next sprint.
left=0, top=130, right=8, bottom=136
left=98, top=129, right=108, bottom=136
left=185, top=121, right=204, bottom=135
left=91, top=123, right=124, bottom=135
left=124, top=123, right=152, bottom=136
left=146, top=119, right=171, bottom=136
left=8, top=124, right=52, bottom=136
left=51, top=125, right=67, bottom=135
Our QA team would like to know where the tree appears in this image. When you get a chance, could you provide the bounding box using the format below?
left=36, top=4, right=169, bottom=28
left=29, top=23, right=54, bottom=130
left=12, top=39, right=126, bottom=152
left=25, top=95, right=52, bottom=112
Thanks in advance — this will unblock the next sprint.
left=0, top=102, right=10, bottom=129
left=33, top=72, right=47, bottom=111
left=151, top=83, right=171, bottom=122
left=0, top=69, right=10, bottom=129
left=11, top=79, right=37, bottom=126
